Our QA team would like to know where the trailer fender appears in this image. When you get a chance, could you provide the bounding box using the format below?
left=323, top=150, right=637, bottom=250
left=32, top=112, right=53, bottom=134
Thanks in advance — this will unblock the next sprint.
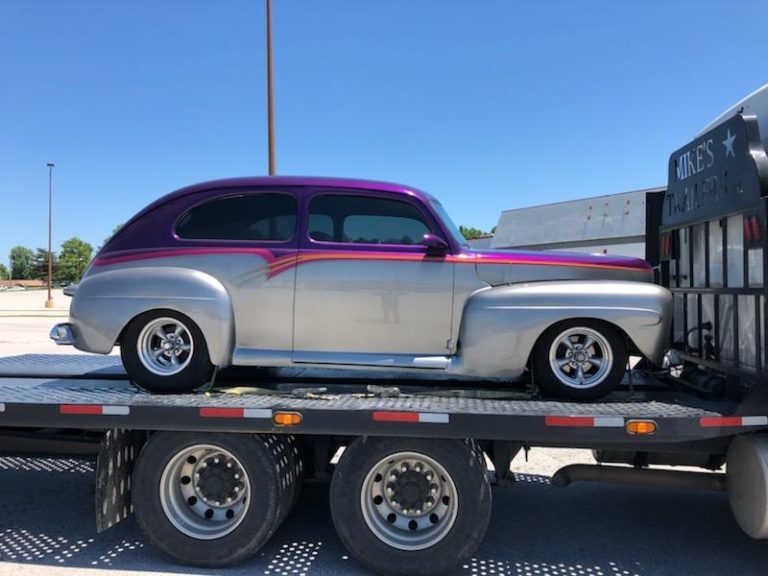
left=455, top=280, right=672, bottom=378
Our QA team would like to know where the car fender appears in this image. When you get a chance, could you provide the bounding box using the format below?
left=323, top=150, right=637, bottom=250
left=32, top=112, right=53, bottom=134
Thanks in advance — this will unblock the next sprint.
left=453, top=280, right=672, bottom=378
left=69, top=266, right=234, bottom=365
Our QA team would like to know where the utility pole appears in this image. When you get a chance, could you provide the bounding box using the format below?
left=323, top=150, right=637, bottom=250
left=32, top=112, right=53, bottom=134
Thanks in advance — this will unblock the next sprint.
left=266, top=0, right=276, bottom=175
left=45, top=162, right=55, bottom=308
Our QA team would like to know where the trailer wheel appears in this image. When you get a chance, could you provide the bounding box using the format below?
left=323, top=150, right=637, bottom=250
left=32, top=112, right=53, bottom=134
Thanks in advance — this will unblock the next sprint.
left=330, top=437, right=491, bottom=576
left=533, top=320, right=627, bottom=400
left=121, top=310, right=213, bottom=393
left=133, top=432, right=281, bottom=567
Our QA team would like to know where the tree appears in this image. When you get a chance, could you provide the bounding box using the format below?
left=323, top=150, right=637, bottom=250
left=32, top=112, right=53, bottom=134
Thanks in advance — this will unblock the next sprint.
left=0, top=264, right=8, bottom=280
left=58, top=237, right=93, bottom=283
left=9, top=246, right=34, bottom=280
left=31, top=248, right=58, bottom=281
left=459, top=225, right=492, bottom=240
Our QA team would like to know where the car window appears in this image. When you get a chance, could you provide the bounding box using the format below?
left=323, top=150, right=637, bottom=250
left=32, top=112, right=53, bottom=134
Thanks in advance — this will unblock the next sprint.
left=309, top=195, right=430, bottom=245
left=176, top=193, right=297, bottom=241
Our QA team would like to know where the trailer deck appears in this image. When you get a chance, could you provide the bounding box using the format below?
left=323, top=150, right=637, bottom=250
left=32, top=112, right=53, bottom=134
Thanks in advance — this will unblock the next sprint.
left=0, top=354, right=751, bottom=447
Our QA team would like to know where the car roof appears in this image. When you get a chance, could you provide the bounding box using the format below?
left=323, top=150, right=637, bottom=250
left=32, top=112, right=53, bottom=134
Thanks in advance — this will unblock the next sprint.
left=106, top=176, right=438, bottom=252
left=164, top=175, right=423, bottom=203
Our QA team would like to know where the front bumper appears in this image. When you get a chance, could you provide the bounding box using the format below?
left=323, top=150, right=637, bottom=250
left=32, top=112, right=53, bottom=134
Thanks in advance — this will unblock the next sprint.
left=50, top=323, right=75, bottom=345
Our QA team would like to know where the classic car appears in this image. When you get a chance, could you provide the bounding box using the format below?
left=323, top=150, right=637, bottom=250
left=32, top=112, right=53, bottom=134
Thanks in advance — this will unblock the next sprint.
left=51, top=176, right=672, bottom=400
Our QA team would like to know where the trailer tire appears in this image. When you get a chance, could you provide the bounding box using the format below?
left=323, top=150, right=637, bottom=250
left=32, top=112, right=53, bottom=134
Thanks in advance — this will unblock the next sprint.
left=533, top=320, right=627, bottom=401
left=330, top=437, right=491, bottom=576
left=133, top=432, right=281, bottom=567
left=121, top=310, right=213, bottom=394
left=727, top=434, right=768, bottom=538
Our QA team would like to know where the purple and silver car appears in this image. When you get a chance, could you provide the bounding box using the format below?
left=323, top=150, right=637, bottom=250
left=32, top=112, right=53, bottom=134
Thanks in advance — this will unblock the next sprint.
left=51, top=176, right=671, bottom=400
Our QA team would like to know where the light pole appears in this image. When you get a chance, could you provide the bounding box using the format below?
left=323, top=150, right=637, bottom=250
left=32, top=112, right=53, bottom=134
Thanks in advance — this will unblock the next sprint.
left=266, top=0, right=275, bottom=175
left=45, top=162, right=54, bottom=308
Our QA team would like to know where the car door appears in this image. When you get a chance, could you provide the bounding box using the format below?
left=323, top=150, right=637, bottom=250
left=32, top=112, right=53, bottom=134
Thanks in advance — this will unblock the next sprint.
left=292, top=192, right=454, bottom=367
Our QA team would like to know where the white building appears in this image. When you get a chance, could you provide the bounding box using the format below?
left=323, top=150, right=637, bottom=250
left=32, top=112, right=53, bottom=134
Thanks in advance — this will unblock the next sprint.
left=489, top=187, right=665, bottom=259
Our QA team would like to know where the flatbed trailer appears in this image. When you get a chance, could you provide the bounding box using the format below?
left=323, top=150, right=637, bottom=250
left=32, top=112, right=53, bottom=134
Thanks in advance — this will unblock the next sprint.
left=0, top=354, right=767, bottom=575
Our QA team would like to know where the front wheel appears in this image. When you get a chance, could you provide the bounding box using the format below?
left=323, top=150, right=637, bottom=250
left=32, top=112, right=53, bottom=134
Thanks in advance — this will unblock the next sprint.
left=533, top=320, right=627, bottom=401
left=121, top=310, right=213, bottom=393
left=330, top=437, right=491, bottom=576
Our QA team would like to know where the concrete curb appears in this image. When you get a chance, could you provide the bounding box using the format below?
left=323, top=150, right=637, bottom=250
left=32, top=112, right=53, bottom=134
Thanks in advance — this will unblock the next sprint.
left=0, top=311, right=68, bottom=318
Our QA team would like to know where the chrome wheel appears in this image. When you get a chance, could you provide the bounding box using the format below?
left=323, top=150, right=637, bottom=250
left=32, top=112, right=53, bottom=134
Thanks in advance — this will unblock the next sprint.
left=159, top=444, right=250, bottom=540
left=548, top=326, right=613, bottom=389
left=137, top=317, right=194, bottom=376
left=361, top=451, right=458, bottom=551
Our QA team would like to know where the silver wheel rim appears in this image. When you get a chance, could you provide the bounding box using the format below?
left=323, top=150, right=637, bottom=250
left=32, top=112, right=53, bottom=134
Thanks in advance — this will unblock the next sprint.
left=137, top=317, right=194, bottom=376
left=159, top=444, right=250, bottom=540
left=548, top=326, right=613, bottom=390
left=361, top=451, right=458, bottom=551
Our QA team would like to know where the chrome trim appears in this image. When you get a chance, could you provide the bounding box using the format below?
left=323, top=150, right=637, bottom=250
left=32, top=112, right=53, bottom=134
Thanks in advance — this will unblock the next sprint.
left=49, top=323, right=75, bottom=346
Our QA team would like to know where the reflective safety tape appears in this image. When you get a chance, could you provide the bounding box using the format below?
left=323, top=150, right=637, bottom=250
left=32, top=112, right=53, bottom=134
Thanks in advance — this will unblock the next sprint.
left=60, top=405, right=130, bottom=416
left=199, top=407, right=273, bottom=419
left=372, top=411, right=450, bottom=424
left=544, top=416, right=624, bottom=428
left=700, top=416, right=768, bottom=428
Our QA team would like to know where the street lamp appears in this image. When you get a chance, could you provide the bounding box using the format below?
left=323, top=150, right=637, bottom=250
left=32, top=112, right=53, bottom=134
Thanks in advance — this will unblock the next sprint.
left=45, top=162, right=54, bottom=308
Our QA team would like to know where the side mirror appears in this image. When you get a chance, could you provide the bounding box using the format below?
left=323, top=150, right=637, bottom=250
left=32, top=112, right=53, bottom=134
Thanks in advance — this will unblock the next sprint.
left=421, top=233, right=450, bottom=254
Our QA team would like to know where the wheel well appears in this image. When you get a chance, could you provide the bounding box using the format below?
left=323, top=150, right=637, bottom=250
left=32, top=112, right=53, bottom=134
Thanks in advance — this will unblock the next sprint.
left=527, top=317, right=635, bottom=368
left=116, top=307, right=187, bottom=346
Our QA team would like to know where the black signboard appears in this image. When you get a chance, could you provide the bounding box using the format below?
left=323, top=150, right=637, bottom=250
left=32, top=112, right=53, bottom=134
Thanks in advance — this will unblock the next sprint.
left=664, top=114, right=768, bottom=228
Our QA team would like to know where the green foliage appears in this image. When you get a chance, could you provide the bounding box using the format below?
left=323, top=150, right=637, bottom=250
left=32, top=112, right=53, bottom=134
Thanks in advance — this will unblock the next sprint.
left=31, top=248, right=57, bottom=281
left=458, top=225, right=492, bottom=240
left=9, top=246, right=34, bottom=279
left=58, top=237, right=93, bottom=283
left=0, top=263, right=8, bottom=280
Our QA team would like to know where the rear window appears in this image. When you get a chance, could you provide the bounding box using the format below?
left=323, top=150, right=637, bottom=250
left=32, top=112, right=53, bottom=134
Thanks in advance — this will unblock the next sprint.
left=176, top=193, right=297, bottom=241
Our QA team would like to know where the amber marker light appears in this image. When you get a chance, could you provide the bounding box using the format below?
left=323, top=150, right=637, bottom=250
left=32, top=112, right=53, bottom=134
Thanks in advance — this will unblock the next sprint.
left=626, top=420, right=657, bottom=435
left=274, top=412, right=302, bottom=426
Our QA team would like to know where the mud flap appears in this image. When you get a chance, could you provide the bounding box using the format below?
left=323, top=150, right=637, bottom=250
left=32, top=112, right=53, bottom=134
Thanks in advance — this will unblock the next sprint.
left=95, top=429, right=148, bottom=532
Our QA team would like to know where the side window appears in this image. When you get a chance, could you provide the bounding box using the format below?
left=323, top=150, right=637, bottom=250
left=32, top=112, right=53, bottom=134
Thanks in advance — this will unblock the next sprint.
left=309, top=195, right=430, bottom=245
left=176, top=193, right=297, bottom=241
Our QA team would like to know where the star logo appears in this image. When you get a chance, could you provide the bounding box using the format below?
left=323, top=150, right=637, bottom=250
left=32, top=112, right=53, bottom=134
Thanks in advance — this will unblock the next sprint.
left=723, top=128, right=736, bottom=158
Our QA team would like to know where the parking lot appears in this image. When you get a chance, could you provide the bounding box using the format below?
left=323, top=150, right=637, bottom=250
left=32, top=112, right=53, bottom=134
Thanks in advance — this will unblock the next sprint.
left=1, top=290, right=768, bottom=575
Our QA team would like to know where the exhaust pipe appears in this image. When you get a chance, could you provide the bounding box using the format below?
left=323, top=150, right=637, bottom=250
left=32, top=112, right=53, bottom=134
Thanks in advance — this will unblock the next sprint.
left=551, top=464, right=726, bottom=492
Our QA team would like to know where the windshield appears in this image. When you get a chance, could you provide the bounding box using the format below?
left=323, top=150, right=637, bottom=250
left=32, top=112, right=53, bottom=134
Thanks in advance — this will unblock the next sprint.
left=429, top=198, right=469, bottom=248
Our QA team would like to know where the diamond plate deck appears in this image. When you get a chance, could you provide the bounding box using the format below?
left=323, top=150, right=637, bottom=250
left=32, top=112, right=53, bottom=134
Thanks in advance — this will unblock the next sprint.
left=0, top=376, right=723, bottom=419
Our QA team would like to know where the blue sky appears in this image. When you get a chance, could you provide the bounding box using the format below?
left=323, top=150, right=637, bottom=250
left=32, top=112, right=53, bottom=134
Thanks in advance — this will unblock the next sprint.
left=1, top=1, right=767, bottom=267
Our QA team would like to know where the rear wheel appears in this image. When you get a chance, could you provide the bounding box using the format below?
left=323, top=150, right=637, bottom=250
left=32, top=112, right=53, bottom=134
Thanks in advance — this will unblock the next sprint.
left=132, top=432, right=282, bottom=567
left=533, top=320, right=627, bottom=401
left=121, top=310, right=213, bottom=393
left=330, top=437, right=491, bottom=576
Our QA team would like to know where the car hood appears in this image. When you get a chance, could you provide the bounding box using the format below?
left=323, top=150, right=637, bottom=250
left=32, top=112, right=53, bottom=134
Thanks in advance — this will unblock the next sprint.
left=463, top=249, right=653, bottom=285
